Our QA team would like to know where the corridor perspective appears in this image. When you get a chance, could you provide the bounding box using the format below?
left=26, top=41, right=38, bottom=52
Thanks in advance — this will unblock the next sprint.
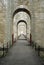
left=0, top=35, right=42, bottom=65
left=0, top=0, right=44, bottom=65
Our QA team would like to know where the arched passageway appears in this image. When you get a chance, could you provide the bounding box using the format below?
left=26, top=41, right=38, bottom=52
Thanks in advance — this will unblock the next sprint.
left=13, top=8, right=31, bottom=19
left=12, top=7, right=31, bottom=41
left=17, top=20, right=27, bottom=38
left=0, top=1, right=44, bottom=65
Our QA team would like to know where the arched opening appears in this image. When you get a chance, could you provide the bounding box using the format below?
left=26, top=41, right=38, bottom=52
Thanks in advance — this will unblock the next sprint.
left=12, top=7, right=31, bottom=43
left=17, top=20, right=27, bottom=39
left=13, top=8, right=31, bottom=19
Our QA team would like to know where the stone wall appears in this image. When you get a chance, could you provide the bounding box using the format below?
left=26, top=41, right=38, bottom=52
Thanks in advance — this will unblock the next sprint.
left=0, top=0, right=44, bottom=48
left=33, top=0, right=44, bottom=47
left=0, top=0, right=12, bottom=47
left=0, top=0, right=6, bottom=46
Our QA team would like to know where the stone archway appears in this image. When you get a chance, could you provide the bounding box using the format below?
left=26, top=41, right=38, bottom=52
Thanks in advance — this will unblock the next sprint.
left=13, top=8, right=31, bottom=19
left=17, top=20, right=27, bottom=38
left=12, top=7, right=31, bottom=41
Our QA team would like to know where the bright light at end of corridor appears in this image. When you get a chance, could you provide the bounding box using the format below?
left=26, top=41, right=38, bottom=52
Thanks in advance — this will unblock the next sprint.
left=21, top=31, right=23, bottom=34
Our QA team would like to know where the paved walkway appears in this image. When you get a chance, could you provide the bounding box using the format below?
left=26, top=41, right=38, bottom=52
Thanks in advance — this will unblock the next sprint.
left=18, top=34, right=27, bottom=40
left=0, top=35, right=42, bottom=65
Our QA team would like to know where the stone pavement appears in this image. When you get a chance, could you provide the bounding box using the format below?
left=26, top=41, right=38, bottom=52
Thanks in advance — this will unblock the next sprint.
left=18, top=34, right=27, bottom=40
left=0, top=35, right=42, bottom=65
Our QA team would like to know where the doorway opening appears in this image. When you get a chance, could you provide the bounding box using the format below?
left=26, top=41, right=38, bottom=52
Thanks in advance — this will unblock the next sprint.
left=12, top=6, right=31, bottom=43
left=17, top=20, right=27, bottom=40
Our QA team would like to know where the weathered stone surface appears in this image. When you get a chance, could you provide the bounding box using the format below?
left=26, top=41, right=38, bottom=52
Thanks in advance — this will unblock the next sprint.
left=0, top=1, right=5, bottom=44
left=0, top=0, right=44, bottom=48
